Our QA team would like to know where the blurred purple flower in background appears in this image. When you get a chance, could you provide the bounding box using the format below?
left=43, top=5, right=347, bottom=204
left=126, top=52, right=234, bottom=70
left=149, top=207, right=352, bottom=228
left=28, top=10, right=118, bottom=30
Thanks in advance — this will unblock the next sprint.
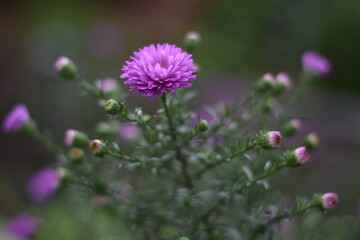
left=96, top=78, right=119, bottom=93
left=302, top=51, right=331, bottom=76
left=2, top=104, right=30, bottom=133
left=275, top=72, right=292, bottom=89
left=121, top=43, right=197, bottom=98
left=7, top=213, right=39, bottom=238
left=27, top=167, right=59, bottom=203
left=118, top=124, right=141, bottom=141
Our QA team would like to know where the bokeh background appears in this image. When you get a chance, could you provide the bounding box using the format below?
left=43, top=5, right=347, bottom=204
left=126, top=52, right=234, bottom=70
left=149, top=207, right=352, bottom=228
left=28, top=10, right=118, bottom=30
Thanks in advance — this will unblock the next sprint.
left=1, top=0, right=360, bottom=238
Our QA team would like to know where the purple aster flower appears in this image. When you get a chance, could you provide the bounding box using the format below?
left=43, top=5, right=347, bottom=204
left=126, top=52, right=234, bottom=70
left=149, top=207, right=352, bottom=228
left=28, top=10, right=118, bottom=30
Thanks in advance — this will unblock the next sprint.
left=302, top=51, right=331, bottom=76
left=27, top=167, right=59, bottom=203
left=118, top=124, right=141, bottom=141
left=258, top=131, right=282, bottom=149
left=121, top=43, right=197, bottom=99
left=7, top=213, right=39, bottom=238
left=96, top=78, right=119, bottom=93
left=3, top=104, right=30, bottom=133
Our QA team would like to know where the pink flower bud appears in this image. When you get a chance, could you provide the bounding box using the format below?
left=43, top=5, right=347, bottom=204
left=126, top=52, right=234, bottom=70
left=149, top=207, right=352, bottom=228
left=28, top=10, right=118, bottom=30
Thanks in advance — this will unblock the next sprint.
left=302, top=51, right=331, bottom=76
left=96, top=78, right=119, bottom=93
left=89, top=139, right=107, bottom=157
left=54, top=56, right=70, bottom=72
left=258, top=131, right=282, bottom=149
left=64, top=129, right=89, bottom=148
left=276, top=73, right=292, bottom=89
left=3, top=104, right=30, bottom=133
left=64, top=129, right=76, bottom=146
left=294, top=146, right=310, bottom=164
left=256, top=73, right=275, bottom=92
left=321, top=193, right=339, bottom=209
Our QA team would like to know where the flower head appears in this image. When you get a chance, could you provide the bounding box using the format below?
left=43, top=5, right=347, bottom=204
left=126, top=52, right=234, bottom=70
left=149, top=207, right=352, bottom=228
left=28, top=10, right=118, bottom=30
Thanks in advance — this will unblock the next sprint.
left=3, top=104, right=30, bottom=133
left=258, top=131, right=282, bottom=149
left=282, top=118, right=302, bottom=137
left=256, top=73, right=275, bottom=92
left=302, top=51, right=331, bottom=76
left=54, top=56, right=77, bottom=79
left=321, top=193, right=339, bottom=209
left=7, top=213, right=39, bottom=238
left=303, top=132, right=320, bottom=151
left=27, top=167, right=59, bottom=203
left=121, top=43, right=197, bottom=98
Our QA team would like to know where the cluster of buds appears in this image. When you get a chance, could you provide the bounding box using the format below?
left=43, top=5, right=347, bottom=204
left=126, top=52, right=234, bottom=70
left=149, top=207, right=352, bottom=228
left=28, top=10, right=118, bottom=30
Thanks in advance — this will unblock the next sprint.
left=256, top=73, right=292, bottom=94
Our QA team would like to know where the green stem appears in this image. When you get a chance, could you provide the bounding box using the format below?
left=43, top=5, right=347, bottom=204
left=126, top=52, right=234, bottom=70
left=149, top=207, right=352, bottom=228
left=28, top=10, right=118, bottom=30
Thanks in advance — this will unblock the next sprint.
left=32, top=130, right=62, bottom=156
left=161, top=93, right=193, bottom=189
left=194, top=141, right=257, bottom=178
left=75, top=76, right=104, bottom=99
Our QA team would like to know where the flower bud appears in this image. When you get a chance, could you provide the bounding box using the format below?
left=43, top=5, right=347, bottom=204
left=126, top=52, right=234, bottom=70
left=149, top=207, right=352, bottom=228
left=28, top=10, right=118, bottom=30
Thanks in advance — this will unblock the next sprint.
left=184, top=31, right=201, bottom=52
left=89, top=139, right=107, bottom=157
left=261, top=97, right=277, bottom=113
left=286, top=146, right=310, bottom=167
left=3, top=104, right=31, bottom=133
left=196, top=119, right=209, bottom=132
left=258, top=131, right=282, bottom=149
left=56, top=167, right=73, bottom=183
left=319, top=193, right=339, bottom=209
left=282, top=119, right=302, bottom=137
left=302, top=51, right=331, bottom=78
left=64, top=129, right=89, bottom=148
left=96, top=121, right=118, bottom=138
left=7, top=213, right=39, bottom=239
left=27, top=167, right=60, bottom=202
left=54, top=56, right=77, bottom=80
left=273, top=72, right=292, bottom=94
left=256, top=73, right=275, bottom=93
left=68, top=147, right=84, bottom=162
left=179, top=237, right=190, bottom=240
left=303, top=132, right=319, bottom=151
left=105, top=99, right=123, bottom=116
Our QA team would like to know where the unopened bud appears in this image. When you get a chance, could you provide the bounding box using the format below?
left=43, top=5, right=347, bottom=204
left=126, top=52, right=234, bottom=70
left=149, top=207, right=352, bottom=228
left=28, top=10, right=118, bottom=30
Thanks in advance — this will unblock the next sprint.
left=196, top=119, right=209, bottom=132
left=258, top=131, right=282, bottom=149
left=282, top=119, right=302, bottom=137
left=256, top=73, right=275, bottom=93
left=56, top=167, right=73, bottom=183
left=273, top=72, right=292, bottom=94
left=303, top=132, right=319, bottom=151
left=64, top=129, right=89, bottom=148
left=96, top=122, right=117, bottom=138
left=261, top=97, right=277, bottom=113
left=184, top=31, right=201, bottom=52
left=54, top=56, right=77, bottom=80
left=286, top=146, right=310, bottom=167
left=105, top=99, right=123, bottom=116
left=316, top=193, right=339, bottom=210
left=68, top=147, right=84, bottom=162
left=89, top=139, right=107, bottom=157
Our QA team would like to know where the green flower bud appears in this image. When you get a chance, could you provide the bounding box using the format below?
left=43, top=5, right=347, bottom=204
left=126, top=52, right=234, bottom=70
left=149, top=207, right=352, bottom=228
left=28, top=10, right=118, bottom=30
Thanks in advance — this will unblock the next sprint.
left=68, top=147, right=85, bottom=163
left=282, top=119, right=302, bottom=137
left=54, top=56, right=77, bottom=80
left=64, top=129, right=90, bottom=148
left=89, top=139, right=108, bottom=157
left=196, top=119, right=209, bottom=132
left=184, top=31, right=201, bottom=52
left=303, top=132, right=319, bottom=151
left=256, top=73, right=275, bottom=93
left=105, top=99, right=123, bottom=116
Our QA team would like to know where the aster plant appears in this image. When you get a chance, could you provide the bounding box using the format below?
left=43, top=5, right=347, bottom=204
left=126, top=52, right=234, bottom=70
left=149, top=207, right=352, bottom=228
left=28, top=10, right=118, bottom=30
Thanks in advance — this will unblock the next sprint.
left=3, top=32, right=342, bottom=240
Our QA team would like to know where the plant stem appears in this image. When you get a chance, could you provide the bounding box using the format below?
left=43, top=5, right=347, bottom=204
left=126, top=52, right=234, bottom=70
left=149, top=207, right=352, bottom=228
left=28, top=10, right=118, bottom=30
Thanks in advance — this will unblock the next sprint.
left=161, top=93, right=193, bottom=189
left=32, top=130, right=63, bottom=156
left=194, top=141, right=257, bottom=178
